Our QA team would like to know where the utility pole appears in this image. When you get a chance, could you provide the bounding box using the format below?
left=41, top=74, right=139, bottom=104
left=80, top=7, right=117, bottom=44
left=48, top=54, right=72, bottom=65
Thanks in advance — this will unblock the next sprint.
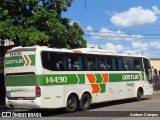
left=85, top=0, right=87, bottom=9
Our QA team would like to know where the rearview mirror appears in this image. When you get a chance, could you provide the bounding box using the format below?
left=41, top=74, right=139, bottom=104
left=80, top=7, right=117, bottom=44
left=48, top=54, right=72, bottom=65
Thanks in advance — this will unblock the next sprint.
left=148, top=69, right=152, bottom=81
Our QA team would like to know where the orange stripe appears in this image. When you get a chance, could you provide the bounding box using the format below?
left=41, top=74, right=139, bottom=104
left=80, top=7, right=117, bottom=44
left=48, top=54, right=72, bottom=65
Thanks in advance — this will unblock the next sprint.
left=139, top=73, right=142, bottom=80
left=72, top=50, right=82, bottom=53
left=102, top=74, right=109, bottom=83
left=86, top=74, right=96, bottom=83
left=91, top=84, right=100, bottom=93
left=24, top=55, right=29, bottom=66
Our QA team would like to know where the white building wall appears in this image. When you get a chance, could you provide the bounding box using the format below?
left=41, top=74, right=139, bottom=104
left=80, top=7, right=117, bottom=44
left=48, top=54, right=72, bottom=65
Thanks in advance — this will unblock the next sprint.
left=150, top=59, right=160, bottom=75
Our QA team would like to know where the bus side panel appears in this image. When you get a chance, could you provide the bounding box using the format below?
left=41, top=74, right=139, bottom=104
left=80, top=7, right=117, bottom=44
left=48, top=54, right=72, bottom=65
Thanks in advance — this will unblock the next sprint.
left=43, top=86, right=64, bottom=108
left=91, top=82, right=134, bottom=103
left=111, top=82, right=133, bottom=100
left=62, top=80, right=135, bottom=104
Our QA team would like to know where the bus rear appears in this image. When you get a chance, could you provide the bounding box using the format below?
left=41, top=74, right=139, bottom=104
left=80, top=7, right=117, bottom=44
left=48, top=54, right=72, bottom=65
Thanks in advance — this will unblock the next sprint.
left=5, top=47, right=41, bottom=109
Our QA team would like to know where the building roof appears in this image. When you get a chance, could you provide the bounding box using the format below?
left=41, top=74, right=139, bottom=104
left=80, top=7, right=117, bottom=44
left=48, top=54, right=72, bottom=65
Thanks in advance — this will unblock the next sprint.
left=0, top=39, right=14, bottom=46
left=150, top=58, right=160, bottom=60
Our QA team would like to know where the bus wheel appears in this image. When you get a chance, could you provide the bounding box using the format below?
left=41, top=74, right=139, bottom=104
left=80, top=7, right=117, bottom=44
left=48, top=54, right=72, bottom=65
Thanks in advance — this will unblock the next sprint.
left=66, top=94, right=78, bottom=112
left=136, top=88, right=143, bottom=101
left=79, top=94, right=91, bottom=111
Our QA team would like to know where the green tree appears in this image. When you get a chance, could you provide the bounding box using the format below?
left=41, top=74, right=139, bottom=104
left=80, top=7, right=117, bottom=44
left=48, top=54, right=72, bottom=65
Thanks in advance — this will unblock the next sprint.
left=0, top=0, right=87, bottom=48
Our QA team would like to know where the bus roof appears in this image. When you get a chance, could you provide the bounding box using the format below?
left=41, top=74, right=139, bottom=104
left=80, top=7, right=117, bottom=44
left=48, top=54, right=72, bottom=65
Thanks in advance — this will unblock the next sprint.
left=7, top=46, right=149, bottom=59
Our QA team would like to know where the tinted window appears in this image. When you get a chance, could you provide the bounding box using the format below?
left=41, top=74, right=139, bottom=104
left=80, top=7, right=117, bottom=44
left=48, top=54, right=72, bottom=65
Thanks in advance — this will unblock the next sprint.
left=86, top=56, right=97, bottom=71
left=115, top=57, right=123, bottom=71
left=106, top=57, right=113, bottom=70
left=123, top=57, right=133, bottom=70
left=41, top=51, right=66, bottom=71
left=41, top=51, right=144, bottom=72
left=98, top=57, right=107, bottom=71
left=66, top=54, right=82, bottom=71
left=133, top=58, right=143, bottom=71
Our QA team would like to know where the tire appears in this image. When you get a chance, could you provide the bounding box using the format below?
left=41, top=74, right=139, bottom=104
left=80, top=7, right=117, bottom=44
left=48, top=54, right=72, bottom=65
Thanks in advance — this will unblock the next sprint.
left=66, top=95, right=78, bottom=112
left=136, top=89, right=143, bottom=101
left=79, top=94, right=91, bottom=111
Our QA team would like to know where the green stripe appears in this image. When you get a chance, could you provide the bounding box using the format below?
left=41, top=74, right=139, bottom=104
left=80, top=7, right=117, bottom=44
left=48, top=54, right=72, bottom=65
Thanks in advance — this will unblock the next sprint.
left=37, top=74, right=85, bottom=86
left=77, top=74, right=85, bottom=84
left=109, top=73, right=144, bottom=82
left=28, top=55, right=35, bottom=66
left=5, top=75, right=36, bottom=86
left=95, top=74, right=103, bottom=83
left=5, top=73, right=144, bottom=87
left=5, top=74, right=85, bottom=86
left=99, top=84, right=105, bottom=93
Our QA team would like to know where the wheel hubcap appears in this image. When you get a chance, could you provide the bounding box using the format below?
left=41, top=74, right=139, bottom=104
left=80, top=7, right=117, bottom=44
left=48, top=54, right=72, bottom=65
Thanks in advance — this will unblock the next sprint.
left=68, top=99, right=74, bottom=108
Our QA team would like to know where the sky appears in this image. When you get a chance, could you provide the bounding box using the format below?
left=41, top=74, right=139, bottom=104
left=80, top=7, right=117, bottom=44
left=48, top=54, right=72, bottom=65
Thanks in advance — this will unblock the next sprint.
left=62, top=0, right=160, bottom=58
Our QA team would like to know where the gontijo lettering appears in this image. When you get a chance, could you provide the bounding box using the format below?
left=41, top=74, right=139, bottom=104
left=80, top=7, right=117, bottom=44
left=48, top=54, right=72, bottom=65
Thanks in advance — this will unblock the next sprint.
left=5, top=54, right=35, bottom=67
left=122, top=74, right=139, bottom=80
left=5, top=59, right=23, bottom=65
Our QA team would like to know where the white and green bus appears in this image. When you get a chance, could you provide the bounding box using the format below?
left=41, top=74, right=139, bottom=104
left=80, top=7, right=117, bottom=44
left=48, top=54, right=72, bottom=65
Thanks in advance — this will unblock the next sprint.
left=5, top=46, right=153, bottom=112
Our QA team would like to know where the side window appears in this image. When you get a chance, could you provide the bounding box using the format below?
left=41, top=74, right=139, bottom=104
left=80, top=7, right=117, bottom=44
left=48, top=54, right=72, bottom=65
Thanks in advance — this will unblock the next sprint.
left=42, top=52, right=83, bottom=71
left=87, top=57, right=97, bottom=71
left=81, top=56, right=88, bottom=70
left=112, top=57, right=117, bottom=70
left=98, top=56, right=123, bottom=71
left=106, top=57, right=112, bottom=70
left=115, top=57, right=123, bottom=71
left=133, top=58, right=143, bottom=71
left=123, top=57, right=133, bottom=71
left=41, top=51, right=54, bottom=70
left=41, top=51, right=66, bottom=71
left=67, top=54, right=82, bottom=71
left=98, top=57, right=106, bottom=71
left=56, top=53, right=66, bottom=70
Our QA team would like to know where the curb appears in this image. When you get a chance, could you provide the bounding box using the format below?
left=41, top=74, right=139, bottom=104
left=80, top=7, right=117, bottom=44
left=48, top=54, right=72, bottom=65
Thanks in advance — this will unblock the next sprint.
left=153, top=90, right=160, bottom=93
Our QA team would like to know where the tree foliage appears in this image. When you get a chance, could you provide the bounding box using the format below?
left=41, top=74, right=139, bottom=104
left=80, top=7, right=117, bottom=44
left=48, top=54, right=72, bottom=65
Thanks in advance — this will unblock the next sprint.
left=0, top=0, right=87, bottom=48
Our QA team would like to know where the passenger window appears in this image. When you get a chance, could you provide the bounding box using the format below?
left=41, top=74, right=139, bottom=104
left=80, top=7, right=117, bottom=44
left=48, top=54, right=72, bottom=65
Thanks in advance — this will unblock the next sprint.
left=67, top=55, right=81, bottom=71
left=81, top=56, right=88, bottom=70
left=133, top=58, right=143, bottom=71
left=123, top=57, right=134, bottom=71
left=41, top=51, right=66, bottom=71
left=112, top=58, right=117, bottom=70
left=87, top=57, right=97, bottom=71
left=106, top=57, right=112, bottom=70
left=57, top=53, right=66, bottom=70
left=56, top=60, right=63, bottom=70
left=98, top=58, right=106, bottom=71
left=115, top=57, right=123, bottom=71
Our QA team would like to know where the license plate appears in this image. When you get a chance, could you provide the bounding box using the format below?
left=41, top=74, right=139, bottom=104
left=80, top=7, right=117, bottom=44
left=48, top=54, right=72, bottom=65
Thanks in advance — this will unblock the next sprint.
left=18, top=98, right=24, bottom=100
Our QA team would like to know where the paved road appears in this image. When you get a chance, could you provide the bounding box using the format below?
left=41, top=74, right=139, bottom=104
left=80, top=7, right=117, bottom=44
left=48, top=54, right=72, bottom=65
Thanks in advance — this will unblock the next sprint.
left=1, top=92, right=160, bottom=120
